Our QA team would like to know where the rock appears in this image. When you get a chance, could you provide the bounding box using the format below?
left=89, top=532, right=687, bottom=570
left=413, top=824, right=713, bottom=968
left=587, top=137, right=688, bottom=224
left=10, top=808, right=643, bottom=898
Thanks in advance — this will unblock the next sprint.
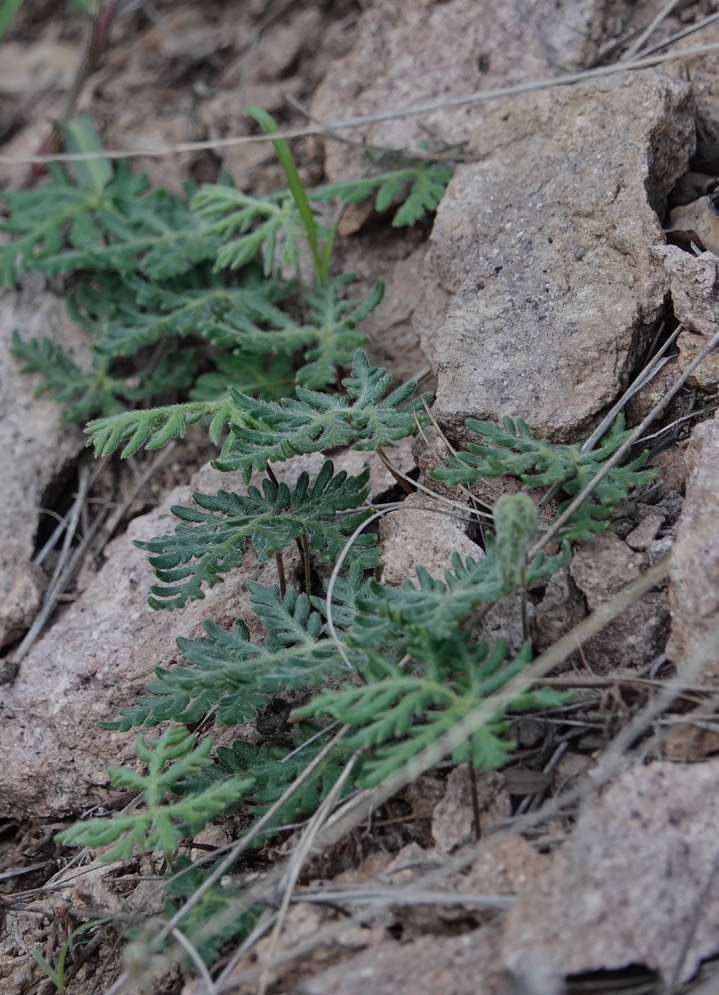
left=501, top=759, right=719, bottom=985
left=653, top=245, right=719, bottom=390
left=296, top=925, right=506, bottom=995
left=0, top=449, right=413, bottom=819
left=332, top=236, right=431, bottom=383
left=0, top=278, right=86, bottom=649
left=667, top=196, right=719, bottom=254
left=431, top=765, right=510, bottom=852
left=534, top=568, right=586, bottom=660
left=421, top=72, right=694, bottom=443
left=378, top=491, right=479, bottom=585
left=569, top=532, right=670, bottom=673
left=311, top=0, right=611, bottom=184
left=667, top=410, right=719, bottom=685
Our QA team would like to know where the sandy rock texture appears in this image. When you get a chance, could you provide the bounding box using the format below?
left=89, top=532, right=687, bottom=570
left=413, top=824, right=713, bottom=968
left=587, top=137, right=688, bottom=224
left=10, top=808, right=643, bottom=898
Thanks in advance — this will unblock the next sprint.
left=667, top=409, right=719, bottom=686
left=502, top=759, right=719, bottom=984
left=421, top=72, right=694, bottom=443
left=312, top=0, right=612, bottom=183
left=0, top=279, right=87, bottom=650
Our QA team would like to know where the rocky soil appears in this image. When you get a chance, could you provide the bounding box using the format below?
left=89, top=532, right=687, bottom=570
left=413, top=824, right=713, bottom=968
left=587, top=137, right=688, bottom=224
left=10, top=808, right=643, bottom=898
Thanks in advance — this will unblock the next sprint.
left=3, top=1, right=719, bottom=993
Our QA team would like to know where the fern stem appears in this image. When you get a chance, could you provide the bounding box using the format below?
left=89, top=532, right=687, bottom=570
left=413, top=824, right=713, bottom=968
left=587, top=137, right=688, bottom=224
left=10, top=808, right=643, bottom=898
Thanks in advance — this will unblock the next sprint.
left=299, top=531, right=312, bottom=595
left=275, top=552, right=287, bottom=600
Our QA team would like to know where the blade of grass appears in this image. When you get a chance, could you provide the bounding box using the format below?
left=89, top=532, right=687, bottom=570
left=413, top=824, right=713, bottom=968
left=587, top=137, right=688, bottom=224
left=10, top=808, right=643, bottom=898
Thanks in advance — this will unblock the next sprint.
left=0, top=0, right=24, bottom=41
left=247, top=105, right=327, bottom=284
left=61, top=114, right=112, bottom=193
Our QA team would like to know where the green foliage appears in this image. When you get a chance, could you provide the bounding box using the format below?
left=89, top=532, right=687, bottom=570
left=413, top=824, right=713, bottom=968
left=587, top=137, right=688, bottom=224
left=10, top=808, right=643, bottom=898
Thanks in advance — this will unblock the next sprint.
left=431, top=414, right=656, bottom=539
left=309, top=153, right=456, bottom=227
left=494, top=493, right=538, bottom=592
left=3, top=118, right=452, bottom=425
left=30, top=919, right=110, bottom=995
left=297, top=639, right=564, bottom=785
left=164, top=856, right=260, bottom=966
left=136, top=460, right=378, bottom=609
left=213, top=350, right=429, bottom=480
left=11, top=329, right=199, bottom=423
left=87, top=348, right=428, bottom=470
left=18, top=109, right=660, bottom=985
left=104, top=567, right=368, bottom=732
left=58, top=728, right=250, bottom=862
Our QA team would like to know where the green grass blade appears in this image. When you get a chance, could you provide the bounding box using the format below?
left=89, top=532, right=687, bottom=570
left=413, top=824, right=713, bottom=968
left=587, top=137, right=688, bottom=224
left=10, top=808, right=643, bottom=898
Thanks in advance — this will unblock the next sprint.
left=61, top=114, right=112, bottom=194
left=246, top=105, right=325, bottom=284
left=0, top=0, right=24, bottom=41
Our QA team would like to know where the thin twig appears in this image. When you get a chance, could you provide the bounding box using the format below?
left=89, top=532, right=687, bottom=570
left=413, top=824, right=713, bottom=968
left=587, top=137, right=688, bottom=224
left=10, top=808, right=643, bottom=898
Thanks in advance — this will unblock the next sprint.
left=532, top=322, right=719, bottom=556
left=5, top=42, right=719, bottom=166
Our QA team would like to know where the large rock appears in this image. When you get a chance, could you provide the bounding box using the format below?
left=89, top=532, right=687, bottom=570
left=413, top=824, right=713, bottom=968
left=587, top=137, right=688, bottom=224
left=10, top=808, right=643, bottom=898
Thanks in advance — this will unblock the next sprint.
left=502, top=760, right=719, bottom=985
left=421, top=72, right=694, bottom=442
left=667, top=410, right=719, bottom=685
left=0, top=278, right=87, bottom=650
left=311, top=0, right=612, bottom=183
left=653, top=245, right=719, bottom=390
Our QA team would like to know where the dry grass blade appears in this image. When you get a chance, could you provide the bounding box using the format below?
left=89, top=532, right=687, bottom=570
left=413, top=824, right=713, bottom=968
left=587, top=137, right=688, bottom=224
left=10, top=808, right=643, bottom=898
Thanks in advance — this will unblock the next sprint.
left=532, top=322, right=719, bottom=556
left=256, top=753, right=359, bottom=995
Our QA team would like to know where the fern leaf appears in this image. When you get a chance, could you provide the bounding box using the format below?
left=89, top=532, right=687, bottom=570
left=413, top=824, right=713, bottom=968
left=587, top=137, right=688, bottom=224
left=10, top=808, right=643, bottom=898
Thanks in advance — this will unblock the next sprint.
left=295, top=277, right=384, bottom=388
left=311, top=158, right=456, bottom=227
left=57, top=728, right=250, bottom=861
left=11, top=331, right=197, bottom=422
left=136, top=460, right=377, bottom=609
left=431, top=415, right=656, bottom=539
left=0, top=161, right=218, bottom=282
left=86, top=394, right=246, bottom=457
left=104, top=580, right=361, bottom=732
left=297, top=638, right=563, bottom=786
left=216, top=350, right=427, bottom=480
left=70, top=267, right=292, bottom=359
left=191, top=185, right=313, bottom=277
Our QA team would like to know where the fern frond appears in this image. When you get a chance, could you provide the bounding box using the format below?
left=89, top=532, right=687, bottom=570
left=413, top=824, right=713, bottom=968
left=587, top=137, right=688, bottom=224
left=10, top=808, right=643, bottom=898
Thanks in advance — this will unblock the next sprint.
left=86, top=394, right=246, bottom=457
left=11, top=331, right=198, bottom=422
left=310, top=157, right=456, bottom=227
left=191, top=184, right=312, bottom=277
left=297, top=638, right=564, bottom=785
left=57, top=728, right=250, bottom=861
left=137, top=460, right=377, bottom=609
left=357, top=540, right=569, bottom=644
left=216, top=350, right=427, bottom=480
left=431, top=415, right=656, bottom=539
left=0, top=162, right=218, bottom=282
left=70, top=267, right=292, bottom=359
left=103, top=579, right=362, bottom=731
left=295, top=277, right=384, bottom=387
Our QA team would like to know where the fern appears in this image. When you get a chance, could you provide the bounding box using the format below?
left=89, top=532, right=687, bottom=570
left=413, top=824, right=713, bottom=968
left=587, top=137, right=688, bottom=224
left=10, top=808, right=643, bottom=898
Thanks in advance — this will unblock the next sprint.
left=295, top=277, right=384, bottom=387
left=214, top=350, right=428, bottom=480
left=0, top=161, right=218, bottom=283
left=57, top=727, right=250, bottom=862
left=10, top=330, right=199, bottom=422
left=68, top=267, right=291, bottom=359
left=431, top=414, right=656, bottom=539
left=137, top=460, right=378, bottom=609
left=313, top=156, right=456, bottom=227
left=102, top=570, right=368, bottom=732
left=191, top=184, right=306, bottom=277
left=297, top=635, right=564, bottom=786
left=164, top=856, right=260, bottom=966
left=87, top=349, right=428, bottom=470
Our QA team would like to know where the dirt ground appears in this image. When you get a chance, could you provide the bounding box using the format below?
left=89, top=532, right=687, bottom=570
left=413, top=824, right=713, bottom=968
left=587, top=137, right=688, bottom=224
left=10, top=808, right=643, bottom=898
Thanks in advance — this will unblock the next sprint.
left=3, top=1, right=719, bottom=993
